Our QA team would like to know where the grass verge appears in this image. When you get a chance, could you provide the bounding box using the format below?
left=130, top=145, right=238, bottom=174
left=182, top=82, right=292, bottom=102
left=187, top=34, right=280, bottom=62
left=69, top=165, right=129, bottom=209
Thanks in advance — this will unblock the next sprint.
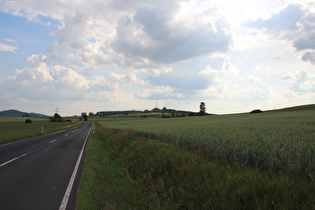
left=78, top=123, right=315, bottom=209
left=0, top=119, right=82, bottom=145
left=77, top=127, right=140, bottom=209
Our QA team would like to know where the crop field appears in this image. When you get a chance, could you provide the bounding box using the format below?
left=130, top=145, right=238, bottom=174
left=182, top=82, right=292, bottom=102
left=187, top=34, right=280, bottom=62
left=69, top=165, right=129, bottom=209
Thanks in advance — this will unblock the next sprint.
left=96, top=105, right=315, bottom=177
left=0, top=117, right=82, bottom=145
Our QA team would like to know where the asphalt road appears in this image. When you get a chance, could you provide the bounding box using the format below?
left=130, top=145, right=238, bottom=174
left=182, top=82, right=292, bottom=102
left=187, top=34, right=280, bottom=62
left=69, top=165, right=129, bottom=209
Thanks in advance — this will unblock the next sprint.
left=0, top=122, right=92, bottom=210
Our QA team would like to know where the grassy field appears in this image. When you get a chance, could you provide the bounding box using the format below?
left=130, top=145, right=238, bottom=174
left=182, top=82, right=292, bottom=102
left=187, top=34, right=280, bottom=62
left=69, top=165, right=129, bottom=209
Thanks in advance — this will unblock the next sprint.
left=78, top=124, right=315, bottom=209
left=0, top=117, right=82, bottom=145
left=94, top=105, right=315, bottom=177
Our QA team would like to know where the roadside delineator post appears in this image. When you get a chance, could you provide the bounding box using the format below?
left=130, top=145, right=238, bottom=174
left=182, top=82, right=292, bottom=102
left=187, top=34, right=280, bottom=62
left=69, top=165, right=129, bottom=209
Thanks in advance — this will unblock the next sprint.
left=41, top=127, right=44, bottom=134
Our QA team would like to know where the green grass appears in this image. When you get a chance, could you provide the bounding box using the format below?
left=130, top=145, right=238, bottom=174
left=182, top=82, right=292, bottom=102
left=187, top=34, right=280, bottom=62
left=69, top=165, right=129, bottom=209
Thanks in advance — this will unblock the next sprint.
left=77, top=126, right=140, bottom=209
left=94, top=107, right=315, bottom=177
left=78, top=124, right=315, bottom=209
left=0, top=117, right=82, bottom=145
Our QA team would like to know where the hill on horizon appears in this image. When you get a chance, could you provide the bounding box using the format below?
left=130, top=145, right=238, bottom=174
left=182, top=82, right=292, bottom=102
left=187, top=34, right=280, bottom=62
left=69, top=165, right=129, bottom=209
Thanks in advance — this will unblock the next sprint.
left=0, top=109, right=46, bottom=117
left=265, top=104, right=315, bottom=113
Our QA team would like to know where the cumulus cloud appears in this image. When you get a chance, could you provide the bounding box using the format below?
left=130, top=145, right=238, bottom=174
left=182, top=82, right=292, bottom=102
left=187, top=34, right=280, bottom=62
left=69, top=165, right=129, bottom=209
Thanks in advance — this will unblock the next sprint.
left=0, top=53, right=155, bottom=109
left=142, top=55, right=270, bottom=102
left=281, top=71, right=315, bottom=93
left=35, top=0, right=233, bottom=69
left=199, top=61, right=270, bottom=101
left=247, top=4, right=304, bottom=38
left=247, top=3, right=315, bottom=65
left=0, top=54, right=98, bottom=102
left=293, top=13, right=315, bottom=51
left=302, top=51, right=315, bottom=64
left=113, top=1, right=232, bottom=64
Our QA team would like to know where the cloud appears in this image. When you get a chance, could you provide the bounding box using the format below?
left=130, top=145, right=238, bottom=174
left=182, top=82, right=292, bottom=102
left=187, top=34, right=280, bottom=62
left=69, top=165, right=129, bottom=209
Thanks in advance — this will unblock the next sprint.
left=281, top=71, right=315, bottom=93
left=135, top=86, right=184, bottom=100
left=41, top=0, right=232, bottom=69
left=302, top=51, right=315, bottom=64
left=55, top=11, right=89, bottom=49
left=247, top=4, right=304, bottom=38
left=293, top=13, right=315, bottom=51
left=147, top=69, right=210, bottom=94
left=113, top=1, right=232, bottom=64
left=247, top=3, right=315, bottom=65
left=280, top=74, right=296, bottom=82
left=1, top=54, right=92, bottom=101
left=0, top=53, right=153, bottom=108
left=199, top=62, right=271, bottom=101
left=0, top=42, right=18, bottom=53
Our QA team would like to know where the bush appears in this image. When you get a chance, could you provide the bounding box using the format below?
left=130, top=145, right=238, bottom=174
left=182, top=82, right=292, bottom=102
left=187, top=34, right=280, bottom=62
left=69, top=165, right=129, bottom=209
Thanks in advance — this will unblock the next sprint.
left=250, top=109, right=263, bottom=114
left=50, top=117, right=63, bottom=122
left=25, top=119, right=32, bottom=123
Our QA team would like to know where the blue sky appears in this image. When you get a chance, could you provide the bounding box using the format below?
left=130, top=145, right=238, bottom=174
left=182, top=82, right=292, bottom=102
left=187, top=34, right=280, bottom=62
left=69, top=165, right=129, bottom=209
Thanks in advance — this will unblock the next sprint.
left=0, top=0, right=314, bottom=116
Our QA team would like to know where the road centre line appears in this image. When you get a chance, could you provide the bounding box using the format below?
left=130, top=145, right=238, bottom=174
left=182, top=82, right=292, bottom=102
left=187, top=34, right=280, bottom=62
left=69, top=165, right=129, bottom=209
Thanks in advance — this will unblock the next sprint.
left=0, top=153, right=27, bottom=167
left=50, top=139, right=58, bottom=144
left=1, top=138, right=58, bottom=167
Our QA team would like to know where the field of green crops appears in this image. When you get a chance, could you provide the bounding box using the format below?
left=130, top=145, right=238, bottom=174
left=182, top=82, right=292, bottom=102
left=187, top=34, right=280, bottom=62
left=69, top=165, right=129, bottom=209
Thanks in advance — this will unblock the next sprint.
left=0, top=117, right=82, bottom=145
left=96, top=105, right=315, bottom=177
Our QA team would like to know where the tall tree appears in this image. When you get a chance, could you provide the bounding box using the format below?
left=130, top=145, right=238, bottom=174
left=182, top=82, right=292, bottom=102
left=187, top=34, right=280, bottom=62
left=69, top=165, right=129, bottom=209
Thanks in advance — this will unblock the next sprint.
left=199, top=102, right=206, bottom=116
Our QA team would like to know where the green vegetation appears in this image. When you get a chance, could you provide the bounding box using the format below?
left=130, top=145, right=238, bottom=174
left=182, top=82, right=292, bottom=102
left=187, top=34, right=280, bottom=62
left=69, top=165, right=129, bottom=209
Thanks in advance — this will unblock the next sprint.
left=78, top=124, right=315, bottom=209
left=0, top=117, right=82, bottom=145
left=77, top=128, right=140, bottom=209
left=96, top=105, right=315, bottom=177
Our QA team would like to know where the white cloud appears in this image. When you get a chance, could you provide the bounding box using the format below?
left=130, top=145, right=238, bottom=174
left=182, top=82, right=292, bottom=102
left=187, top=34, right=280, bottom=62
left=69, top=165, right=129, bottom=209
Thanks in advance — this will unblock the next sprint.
left=281, top=71, right=315, bottom=93
left=113, top=0, right=232, bottom=64
left=0, top=42, right=17, bottom=53
left=246, top=3, right=315, bottom=65
left=247, top=4, right=304, bottom=37
left=135, top=86, right=184, bottom=100
left=13, top=0, right=233, bottom=70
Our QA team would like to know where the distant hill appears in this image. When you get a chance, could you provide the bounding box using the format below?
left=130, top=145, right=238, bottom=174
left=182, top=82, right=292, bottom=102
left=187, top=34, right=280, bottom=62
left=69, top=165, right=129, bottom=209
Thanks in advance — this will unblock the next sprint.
left=266, top=104, right=315, bottom=113
left=0, top=109, right=46, bottom=117
left=95, top=107, right=214, bottom=117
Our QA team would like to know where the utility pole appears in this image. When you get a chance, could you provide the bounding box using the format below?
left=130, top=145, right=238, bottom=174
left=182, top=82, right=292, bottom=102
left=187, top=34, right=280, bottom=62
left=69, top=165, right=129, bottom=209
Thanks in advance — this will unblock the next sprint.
left=54, top=107, right=60, bottom=114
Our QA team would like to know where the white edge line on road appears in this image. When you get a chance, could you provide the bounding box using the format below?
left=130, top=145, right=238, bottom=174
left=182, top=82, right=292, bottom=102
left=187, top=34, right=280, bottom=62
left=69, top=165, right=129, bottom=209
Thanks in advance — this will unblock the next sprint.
left=0, top=153, right=27, bottom=167
left=59, top=126, right=91, bottom=210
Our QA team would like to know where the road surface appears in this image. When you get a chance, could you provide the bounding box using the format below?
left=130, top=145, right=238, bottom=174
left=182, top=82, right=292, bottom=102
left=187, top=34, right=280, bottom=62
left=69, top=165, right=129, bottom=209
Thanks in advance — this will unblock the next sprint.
left=0, top=122, right=92, bottom=210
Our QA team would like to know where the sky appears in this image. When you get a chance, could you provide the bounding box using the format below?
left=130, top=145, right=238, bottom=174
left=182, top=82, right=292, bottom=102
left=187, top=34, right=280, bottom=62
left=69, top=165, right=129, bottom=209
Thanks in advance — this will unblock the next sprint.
left=0, top=0, right=315, bottom=116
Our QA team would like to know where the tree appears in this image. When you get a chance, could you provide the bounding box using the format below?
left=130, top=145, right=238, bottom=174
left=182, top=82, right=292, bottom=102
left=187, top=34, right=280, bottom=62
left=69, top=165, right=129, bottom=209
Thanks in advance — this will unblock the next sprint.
left=50, top=113, right=63, bottom=122
left=54, top=113, right=61, bottom=118
left=199, top=102, right=206, bottom=116
left=81, top=112, right=88, bottom=121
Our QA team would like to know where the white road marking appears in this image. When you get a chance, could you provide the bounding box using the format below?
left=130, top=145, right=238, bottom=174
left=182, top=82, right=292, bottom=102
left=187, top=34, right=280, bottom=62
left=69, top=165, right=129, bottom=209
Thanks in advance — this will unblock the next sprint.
left=65, top=134, right=68, bottom=137
left=50, top=139, right=57, bottom=144
left=0, top=153, right=27, bottom=167
left=59, top=127, right=91, bottom=210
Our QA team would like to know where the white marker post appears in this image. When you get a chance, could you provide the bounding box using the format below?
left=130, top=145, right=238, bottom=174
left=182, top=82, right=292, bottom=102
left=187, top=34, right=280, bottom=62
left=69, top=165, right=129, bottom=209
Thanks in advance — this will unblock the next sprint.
left=41, top=127, right=44, bottom=134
